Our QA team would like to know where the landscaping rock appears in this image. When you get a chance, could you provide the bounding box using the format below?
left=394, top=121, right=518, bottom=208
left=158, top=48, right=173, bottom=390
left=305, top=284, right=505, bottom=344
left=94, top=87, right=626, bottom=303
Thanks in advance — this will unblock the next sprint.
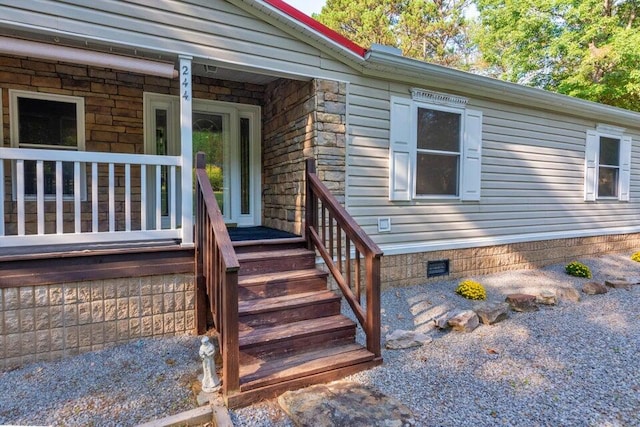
left=278, top=382, right=416, bottom=427
left=473, top=301, right=510, bottom=325
left=505, top=294, right=539, bottom=312
left=605, top=279, right=632, bottom=290
left=434, top=312, right=452, bottom=330
left=582, top=282, right=609, bottom=295
left=557, top=287, right=581, bottom=303
left=385, top=329, right=433, bottom=349
left=447, top=310, right=479, bottom=332
left=536, top=290, right=557, bottom=305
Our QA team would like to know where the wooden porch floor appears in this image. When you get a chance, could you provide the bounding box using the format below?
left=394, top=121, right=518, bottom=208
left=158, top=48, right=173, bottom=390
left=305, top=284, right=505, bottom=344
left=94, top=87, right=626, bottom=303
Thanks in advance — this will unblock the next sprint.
left=0, top=239, right=192, bottom=287
left=0, top=227, right=298, bottom=259
left=0, top=227, right=299, bottom=287
left=0, top=239, right=183, bottom=261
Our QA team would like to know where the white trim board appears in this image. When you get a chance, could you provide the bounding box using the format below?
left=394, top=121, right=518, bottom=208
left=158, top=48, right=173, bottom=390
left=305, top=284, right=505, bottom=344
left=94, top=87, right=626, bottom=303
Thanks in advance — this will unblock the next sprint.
left=378, top=226, right=640, bottom=256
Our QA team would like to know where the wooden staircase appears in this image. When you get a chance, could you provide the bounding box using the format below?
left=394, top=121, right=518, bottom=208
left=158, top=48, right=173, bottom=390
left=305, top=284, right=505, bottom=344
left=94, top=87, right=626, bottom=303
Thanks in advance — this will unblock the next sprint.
left=229, top=238, right=381, bottom=407
left=195, top=154, right=383, bottom=408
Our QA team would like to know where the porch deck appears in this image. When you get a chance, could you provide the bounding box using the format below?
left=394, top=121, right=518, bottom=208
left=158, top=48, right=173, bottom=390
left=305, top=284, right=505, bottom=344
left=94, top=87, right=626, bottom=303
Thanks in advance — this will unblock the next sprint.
left=0, top=239, right=182, bottom=261
left=0, top=238, right=193, bottom=288
left=0, top=228, right=300, bottom=287
left=0, top=227, right=298, bottom=260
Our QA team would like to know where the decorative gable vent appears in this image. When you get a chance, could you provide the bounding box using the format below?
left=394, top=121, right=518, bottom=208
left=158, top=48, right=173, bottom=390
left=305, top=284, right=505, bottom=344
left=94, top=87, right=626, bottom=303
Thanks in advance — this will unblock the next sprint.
left=410, top=88, right=467, bottom=108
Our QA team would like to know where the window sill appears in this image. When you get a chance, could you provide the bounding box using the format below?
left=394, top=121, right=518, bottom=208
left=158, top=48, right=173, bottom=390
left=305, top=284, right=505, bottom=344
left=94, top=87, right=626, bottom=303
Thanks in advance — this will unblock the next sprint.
left=413, top=195, right=460, bottom=201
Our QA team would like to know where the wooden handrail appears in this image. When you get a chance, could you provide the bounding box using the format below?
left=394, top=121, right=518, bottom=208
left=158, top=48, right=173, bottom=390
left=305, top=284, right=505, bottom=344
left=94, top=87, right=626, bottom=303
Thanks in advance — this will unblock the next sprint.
left=194, top=152, right=240, bottom=396
left=306, top=173, right=383, bottom=258
left=305, top=158, right=383, bottom=357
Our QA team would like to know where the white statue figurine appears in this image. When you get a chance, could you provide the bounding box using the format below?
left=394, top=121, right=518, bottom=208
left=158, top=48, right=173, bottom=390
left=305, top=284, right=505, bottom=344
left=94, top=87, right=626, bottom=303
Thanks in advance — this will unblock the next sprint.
left=199, top=336, right=220, bottom=393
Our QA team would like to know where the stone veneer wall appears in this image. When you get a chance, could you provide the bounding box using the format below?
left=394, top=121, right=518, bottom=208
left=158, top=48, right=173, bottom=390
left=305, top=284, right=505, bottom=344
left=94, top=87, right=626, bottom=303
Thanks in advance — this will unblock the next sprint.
left=0, top=53, right=265, bottom=234
left=0, top=274, right=195, bottom=371
left=380, top=233, right=640, bottom=289
left=262, top=78, right=347, bottom=234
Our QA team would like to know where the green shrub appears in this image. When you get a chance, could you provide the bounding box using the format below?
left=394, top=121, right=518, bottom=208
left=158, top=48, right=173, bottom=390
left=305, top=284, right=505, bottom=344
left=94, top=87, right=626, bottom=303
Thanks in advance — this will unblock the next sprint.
left=632, top=251, right=640, bottom=262
left=455, top=280, right=487, bottom=300
left=206, top=164, right=223, bottom=191
left=565, top=261, right=592, bottom=278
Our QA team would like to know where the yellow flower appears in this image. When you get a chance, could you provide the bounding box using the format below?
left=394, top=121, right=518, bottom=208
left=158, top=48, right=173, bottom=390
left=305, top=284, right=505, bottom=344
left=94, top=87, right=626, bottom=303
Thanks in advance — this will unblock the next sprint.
left=456, top=280, right=487, bottom=300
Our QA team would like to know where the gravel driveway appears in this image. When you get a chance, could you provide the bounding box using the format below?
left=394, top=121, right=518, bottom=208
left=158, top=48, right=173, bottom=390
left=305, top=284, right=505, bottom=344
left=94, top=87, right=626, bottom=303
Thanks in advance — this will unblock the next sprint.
left=2, top=251, right=639, bottom=426
left=233, top=251, right=640, bottom=426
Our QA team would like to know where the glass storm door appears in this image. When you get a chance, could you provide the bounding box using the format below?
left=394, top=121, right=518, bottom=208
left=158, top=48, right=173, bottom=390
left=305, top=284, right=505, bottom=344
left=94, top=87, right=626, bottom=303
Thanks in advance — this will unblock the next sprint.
left=193, top=111, right=228, bottom=219
left=192, top=102, right=260, bottom=227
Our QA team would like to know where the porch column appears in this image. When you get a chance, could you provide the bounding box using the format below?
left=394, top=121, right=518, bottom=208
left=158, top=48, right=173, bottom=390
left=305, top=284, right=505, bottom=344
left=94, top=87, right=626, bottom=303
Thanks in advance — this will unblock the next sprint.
left=179, top=55, right=194, bottom=247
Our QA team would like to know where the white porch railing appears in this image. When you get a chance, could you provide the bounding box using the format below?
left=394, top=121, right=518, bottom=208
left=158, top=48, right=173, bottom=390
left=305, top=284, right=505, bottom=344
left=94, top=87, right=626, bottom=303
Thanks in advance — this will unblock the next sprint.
left=0, top=147, right=191, bottom=247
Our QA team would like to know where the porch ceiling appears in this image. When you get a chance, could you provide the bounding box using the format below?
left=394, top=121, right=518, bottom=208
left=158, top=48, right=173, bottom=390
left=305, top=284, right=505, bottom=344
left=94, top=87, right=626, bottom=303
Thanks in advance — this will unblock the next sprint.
left=191, top=62, right=280, bottom=85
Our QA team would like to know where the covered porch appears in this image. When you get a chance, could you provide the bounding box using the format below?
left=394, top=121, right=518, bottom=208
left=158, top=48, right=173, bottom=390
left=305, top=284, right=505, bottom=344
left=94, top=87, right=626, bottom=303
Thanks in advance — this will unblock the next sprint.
left=0, top=37, right=347, bottom=251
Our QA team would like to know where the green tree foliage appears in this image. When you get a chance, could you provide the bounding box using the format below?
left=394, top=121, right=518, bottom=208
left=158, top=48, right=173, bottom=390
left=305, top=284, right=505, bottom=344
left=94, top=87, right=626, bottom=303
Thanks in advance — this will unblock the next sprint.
left=474, top=0, right=640, bottom=110
left=314, top=0, right=475, bottom=68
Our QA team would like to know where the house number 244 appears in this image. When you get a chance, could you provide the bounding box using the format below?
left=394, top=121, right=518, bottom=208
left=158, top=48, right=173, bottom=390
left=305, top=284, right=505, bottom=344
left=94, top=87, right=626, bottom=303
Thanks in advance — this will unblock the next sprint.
left=182, top=65, right=190, bottom=101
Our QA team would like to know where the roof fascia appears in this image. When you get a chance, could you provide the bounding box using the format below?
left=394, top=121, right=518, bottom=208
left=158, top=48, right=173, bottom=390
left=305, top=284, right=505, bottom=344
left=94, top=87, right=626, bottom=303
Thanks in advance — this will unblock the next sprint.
left=364, top=48, right=640, bottom=128
left=262, top=0, right=366, bottom=57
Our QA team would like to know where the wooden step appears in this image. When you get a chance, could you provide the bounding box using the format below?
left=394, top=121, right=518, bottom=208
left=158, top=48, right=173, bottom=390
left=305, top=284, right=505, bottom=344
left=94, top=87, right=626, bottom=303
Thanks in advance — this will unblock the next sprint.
left=237, top=247, right=316, bottom=276
left=238, top=290, right=341, bottom=330
left=239, top=314, right=356, bottom=359
left=238, top=269, right=328, bottom=300
left=228, top=356, right=382, bottom=408
left=238, top=343, right=375, bottom=392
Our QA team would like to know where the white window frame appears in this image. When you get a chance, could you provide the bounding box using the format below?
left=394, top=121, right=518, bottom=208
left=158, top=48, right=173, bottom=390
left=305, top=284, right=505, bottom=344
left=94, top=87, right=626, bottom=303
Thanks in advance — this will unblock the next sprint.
left=584, top=124, right=631, bottom=202
left=389, top=89, right=482, bottom=202
left=9, top=90, right=86, bottom=200
left=143, top=93, right=180, bottom=228
left=413, top=102, right=463, bottom=199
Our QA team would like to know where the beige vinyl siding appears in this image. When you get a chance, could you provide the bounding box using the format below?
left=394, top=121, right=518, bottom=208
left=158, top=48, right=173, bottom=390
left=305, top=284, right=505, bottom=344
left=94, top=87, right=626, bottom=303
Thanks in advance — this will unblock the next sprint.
left=347, top=81, right=640, bottom=252
left=5, top=0, right=640, bottom=252
left=0, top=0, right=355, bottom=80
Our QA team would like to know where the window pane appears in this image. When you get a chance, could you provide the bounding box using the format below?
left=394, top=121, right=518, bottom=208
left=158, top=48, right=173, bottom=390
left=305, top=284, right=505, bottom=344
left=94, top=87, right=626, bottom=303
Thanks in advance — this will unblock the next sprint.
left=18, top=98, right=77, bottom=147
left=599, top=137, right=620, bottom=166
left=24, top=161, right=74, bottom=196
left=416, top=153, right=459, bottom=196
left=598, top=166, right=618, bottom=197
left=155, top=109, right=169, bottom=216
left=240, top=117, right=250, bottom=215
left=417, top=107, right=460, bottom=152
left=155, top=110, right=168, bottom=155
left=193, top=113, right=224, bottom=214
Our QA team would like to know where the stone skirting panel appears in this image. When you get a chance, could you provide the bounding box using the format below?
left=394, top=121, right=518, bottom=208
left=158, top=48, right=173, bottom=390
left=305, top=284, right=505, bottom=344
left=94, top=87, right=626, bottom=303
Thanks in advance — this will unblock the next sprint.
left=380, top=233, right=640, bottom=288
left=262, top=78, right=346, bottom=235
left=0, top=274, right=195, bottom=371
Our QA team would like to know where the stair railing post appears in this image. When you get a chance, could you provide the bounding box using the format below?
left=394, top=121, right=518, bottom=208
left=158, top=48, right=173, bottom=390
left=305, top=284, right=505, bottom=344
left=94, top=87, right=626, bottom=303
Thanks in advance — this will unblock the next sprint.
left=366, top=254, right=382, bottom=358
left=195, top=152, right=207, bottom=334
left=305, top=158, right=317, bottom=251
left=222, top=269, right=240, bottom=395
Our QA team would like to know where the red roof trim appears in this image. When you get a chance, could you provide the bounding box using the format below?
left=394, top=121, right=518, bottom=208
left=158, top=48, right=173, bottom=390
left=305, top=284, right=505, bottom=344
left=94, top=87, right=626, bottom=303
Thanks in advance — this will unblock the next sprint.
left=263, top=0, right=367, bottom=58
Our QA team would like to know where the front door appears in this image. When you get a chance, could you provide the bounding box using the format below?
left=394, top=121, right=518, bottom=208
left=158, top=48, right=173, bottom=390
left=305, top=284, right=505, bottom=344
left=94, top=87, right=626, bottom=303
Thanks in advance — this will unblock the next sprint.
left=145, top=94, right=261, bottom=227
left=192, top=100, right=261, bottom=227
